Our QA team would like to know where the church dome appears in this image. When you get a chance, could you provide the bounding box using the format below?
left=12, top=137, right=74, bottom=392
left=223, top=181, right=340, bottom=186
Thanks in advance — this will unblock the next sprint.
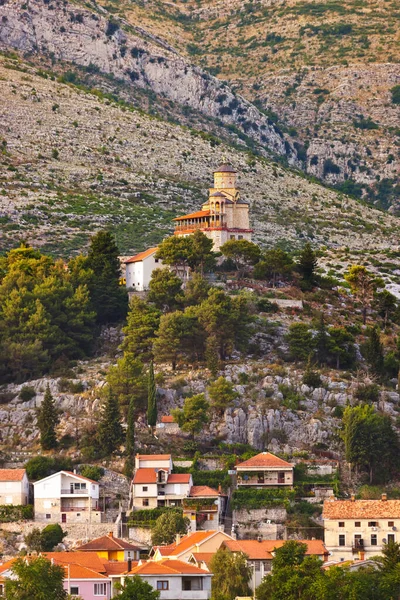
left=213, top=163, right=237, bottom=173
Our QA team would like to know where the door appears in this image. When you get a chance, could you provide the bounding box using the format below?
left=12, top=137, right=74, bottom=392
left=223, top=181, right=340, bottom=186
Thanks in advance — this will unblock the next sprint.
left=61, top=513, right=67, bottom=523
left=278, top=472, right=285, bottom=484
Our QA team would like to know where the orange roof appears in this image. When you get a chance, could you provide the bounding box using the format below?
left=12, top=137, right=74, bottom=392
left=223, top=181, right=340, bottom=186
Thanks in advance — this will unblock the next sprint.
left=223, top=539, right=328, bottom=560
left=59, top=563, right=108, bottom=580
left=0, top=469, right=26, bottom=482
left=190, top=552, right=214, bottom=566
left=190, top=485, right=220, bottom=497
left=167, top=474, right=191, bottom=484
left=161, top=415, right=175, bottom=423
left=157, top=531, right=220, bottom=557
left=173, top=210, right=210, bottom=221
left=323, top=499, right=400, bottom=520
left=125, top=247, right=158, bottom=264
left=133, top=468, right=158, bottom=484
left=137, top=454, right=171, bottom=461
left=129, top=559, right=209, bottom=576
left=0, top=559, right=16, bottom=575
left=77, top=534, right=141, bottom=552
left=43, top=552, right=106, bottom=572
left=236, top=452, right=293, bottom=470
left=63, top=471, right=98, bottom=484
left=102, top=560, right=136, bottom=575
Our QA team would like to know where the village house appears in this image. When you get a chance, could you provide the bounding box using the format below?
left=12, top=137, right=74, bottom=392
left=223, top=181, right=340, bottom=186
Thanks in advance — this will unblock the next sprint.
left=110, top=559, right=212, bottom=600
left=183, top=486, right=227, bottom=532
left=222, top=539, right=328, bottom=589
left=156, top=415, right=180, bottom=435
left=235, top=452, right=294, bottom=488
left=323, top=494, right=400, bottom=561
left=132, top=454, right=192, bottom=510
left=124, top=247, right=165, bottom=292
left=151, top=530, right=234, bottom=563
left=0, top=469, right=29, bottom=506
left=174, top=163, right=253, bottom=251
left=76, top=532, right=141, bottom=561
left=33, top=471, right=101, bottom=524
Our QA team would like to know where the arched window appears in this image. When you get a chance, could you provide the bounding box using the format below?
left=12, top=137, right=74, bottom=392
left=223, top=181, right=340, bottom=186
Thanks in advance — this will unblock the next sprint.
left=215, top=201, right=220, bottom=213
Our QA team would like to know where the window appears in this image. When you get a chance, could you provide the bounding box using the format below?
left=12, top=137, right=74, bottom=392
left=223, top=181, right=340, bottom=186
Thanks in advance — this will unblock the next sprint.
left=254, top=561, right=260, bottom=571
left=142, top=499, right=149, bottom=507
left=230, top=235, right=235, bottom=240
left=263, top=561, right=272, bottom=572
left=368, top=521, right=377, bottom=527
left=70, top=587, right=79, bottom=596
left=388, top=534, right=395, bottom=544
left=238, top=235, right=243, bottom=240
left=338, top=522, right=345, bottom=528
left=208, top=513, right=214, bottom=520
left=371, top=534, right=377, bottom=546
left=157, top=581, right=169, bottom=590
left=94, top=583, right=107, bottom=596
left=0, top=584, right=4, bottom=596
left=142, top=486, right=148, bottom=492
left=355, top=522, right=361, bottom=527
left=45, top=514, right=51, bottom=519
left=155, top=259, right=159, bottom=263
left=339, top=534, right=346, bottom=547
left=389, top=522, right=395, bottom=527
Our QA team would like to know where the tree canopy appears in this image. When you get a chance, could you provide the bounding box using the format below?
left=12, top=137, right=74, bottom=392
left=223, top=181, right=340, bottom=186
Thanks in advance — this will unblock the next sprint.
left=210, top=546, right=252, bottom=600
left=5, top=556, right=67, bottom=600
left=151, top=509, right=190, bottom=546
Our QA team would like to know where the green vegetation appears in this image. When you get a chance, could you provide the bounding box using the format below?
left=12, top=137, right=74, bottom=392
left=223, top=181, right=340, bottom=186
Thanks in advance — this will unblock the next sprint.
left=0, top=505, right=33, bottom=522
left=232, top=487, right=295, bottom=510
left=210, top=547, right=252, bottom=600
left=151, top=509, right=190, bottom=545
left=25, top=524, right=66, bottom=552
left=112, top=576, right=160, bottom=600
left=5, top=556, right=67, bottom=600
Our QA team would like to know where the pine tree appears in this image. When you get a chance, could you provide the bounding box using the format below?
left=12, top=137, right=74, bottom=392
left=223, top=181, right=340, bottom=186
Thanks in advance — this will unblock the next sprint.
left=298, top=242, right=317, bottom=284
left=126, top=397, right=135, bottom=456
left=315, top=313, right=329, bottom=364
left=98, top=390, right=123, bottom=456
left=364, top=326, right=384, bottom=377
left=37, top=385, right=59, bottom=450
left=147, top=361, right=157, bottom=428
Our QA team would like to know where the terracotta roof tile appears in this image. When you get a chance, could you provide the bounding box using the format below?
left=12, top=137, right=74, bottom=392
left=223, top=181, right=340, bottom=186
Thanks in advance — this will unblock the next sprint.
left=77, top=535, right=141, bottom=552
left=0, top=559, right=15, bottom=575
left=167, top=474, right=191, bottom=484
left=169, top=531, right=219, bottom=556
left=129, top=559, right=209, bottom=576
left=58, top=563, right=108, bottom=580
left=102, top=561, right=136, bottom=575
left=161, top=415, right=175, bottom=423
left=236, top=452, right=293, bottom=470
left=63, top=471, right=98, bottom=484
left=189, top=485, right=220, bottom=497
left=133, top=468, right=157, bottom=484
left=190, top=552, right=214, bottom=566
left=173, top=210, right=210, bottom=221
left=323, top=499, right=400, bottom=520
left=0, top=469, right=26, bottom=482
left=213, top=163, right=237, bottom=173
left=223, top=539, right=327, bottom=560
left=43, top=552, right=106, bottom=572
left=124, top=247, right=159, bottom=264
left=137, top=454, right=171, bottom=461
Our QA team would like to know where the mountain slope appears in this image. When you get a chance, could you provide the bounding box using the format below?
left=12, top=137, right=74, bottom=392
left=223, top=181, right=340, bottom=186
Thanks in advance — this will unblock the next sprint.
left=1, top=55, right=400, bottom=258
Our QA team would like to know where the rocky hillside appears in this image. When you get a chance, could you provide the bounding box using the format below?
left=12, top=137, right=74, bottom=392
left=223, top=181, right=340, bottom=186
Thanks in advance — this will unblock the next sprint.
left=1, top=54, right=400, bottom=256
left=81, top=0, right=400, bottom=208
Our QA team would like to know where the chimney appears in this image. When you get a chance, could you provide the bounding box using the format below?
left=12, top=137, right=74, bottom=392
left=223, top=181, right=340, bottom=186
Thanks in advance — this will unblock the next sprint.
left=382, top=493, right=387, bottom=502
left=127, top=558, right=132, bottom=572
left=257, top=535, right=262, bottom=543
left=175, top=534, right=181, bottom=545
left=218, top=484, right=222, bottom=494
left=108, top=531, right=113, bottom=538
left=351, top=494, right=355, bottom=502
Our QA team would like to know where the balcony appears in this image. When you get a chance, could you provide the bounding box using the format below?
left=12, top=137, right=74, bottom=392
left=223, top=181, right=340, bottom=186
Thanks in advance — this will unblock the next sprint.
left=61, top=488, right=89, bottom=495
left=352, top=540, right=364, bottom=553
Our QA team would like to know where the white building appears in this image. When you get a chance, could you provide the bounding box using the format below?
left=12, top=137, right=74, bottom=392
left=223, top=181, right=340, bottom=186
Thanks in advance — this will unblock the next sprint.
left=183, top=486, right=226, bottom=532
left=124, top=247, right=164, bottom=291
left=132, top=455, right=192, bottom=509
left=323, top=495, right=400, bottom=561
left=0, top=469, right=29, bottom=505
left=235, top=452, right=294, bottom=488
left=33, top=471, right=101, bottom=524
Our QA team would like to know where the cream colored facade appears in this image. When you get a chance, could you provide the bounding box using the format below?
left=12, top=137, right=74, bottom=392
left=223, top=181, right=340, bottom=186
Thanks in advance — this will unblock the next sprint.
left=0, top=470, right=29, bottom=505
left=174, top=164, right=253, bottom=251
left=323, top=496, right=400, bottom=561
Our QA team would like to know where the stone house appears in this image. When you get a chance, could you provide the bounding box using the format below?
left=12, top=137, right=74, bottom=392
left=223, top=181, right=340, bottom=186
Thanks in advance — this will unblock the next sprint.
left=183, top=485, right=227, bottom=532
left=0, top=469, right=29, bottom=505
left=33, top=471, right=101, bottom=524
left=235, top=452, right=294, bottom=488
left=323, top=494, right=400, bottom=560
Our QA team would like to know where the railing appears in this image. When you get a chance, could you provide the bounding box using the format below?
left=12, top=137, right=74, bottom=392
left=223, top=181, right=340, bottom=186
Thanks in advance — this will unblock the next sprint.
left=61, top=488, right=89, bottom=495
left=352, top=541, right=364, bottom=553
left=61, top=506, right=102, bottom=512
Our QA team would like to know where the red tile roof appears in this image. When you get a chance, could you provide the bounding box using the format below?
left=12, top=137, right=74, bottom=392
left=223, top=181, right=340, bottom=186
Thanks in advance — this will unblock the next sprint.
left=63, top=471, right=98, bottom=484
left=189, top=485, right=220, bottom=498
left=128, top=559, right=209, bottom=575
left=124, top=247, right=159, bottom=264
left=236, top=452, right=293, bottom=470
left=43, top=552, right=106, bottom=573
left=190, top=552, right=214, bottom=566
left=213, top=163, right=237, bottom=173
left=167, top=474, right=191, bottom=484
left=323, top=499, right=400, bottom=520
left=77, top=534, right=141, bottom=552
left=223, top=539, right=328, bottom=560
left=155, top=531, right=221, bottom=557
left=137, top=454, right=171, bottom=461
left=133, top=468, right=158, bottom=484
left=0, top=469, right=26, bottom=482
left=101, top=560, right=136, bottom=575
left=161, top=415, right=175, bottom=423
left=173, top=210, right=210, bottom=221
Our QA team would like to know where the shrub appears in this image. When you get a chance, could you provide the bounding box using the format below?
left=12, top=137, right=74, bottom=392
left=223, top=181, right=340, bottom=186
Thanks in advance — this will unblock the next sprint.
left=390, top=85, right=400, bottom=105
left=323, top=159, right=340, bottom=175
left=106, top=20, right=119, bottom=37
left=278, top=384, right=304, bottom=410
left=302, top=369, right=322, bottom=389
left=19, top=386, right=36, bottom=402
left=79, top=465, right=104, bottom=481
left=354, top=384, right=379, bottom=404
left=0, top=505, right=33, bottom=522
left=25, top=456, right=73, bottom=481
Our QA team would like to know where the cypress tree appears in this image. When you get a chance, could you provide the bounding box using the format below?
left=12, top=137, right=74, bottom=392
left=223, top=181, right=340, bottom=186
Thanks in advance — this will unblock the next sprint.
left=98, top=390, right=123, bottom=456
left=364, top=326, right=384, bottom=377
left=298, top=242, right=317, bottom=283
left=315, top=313, right=329, bottom=364
left=37, top=385, right=59, bottom=450
left=126, top=397, right=135, bottom=456
left=147, top=361, right=157, bottom=428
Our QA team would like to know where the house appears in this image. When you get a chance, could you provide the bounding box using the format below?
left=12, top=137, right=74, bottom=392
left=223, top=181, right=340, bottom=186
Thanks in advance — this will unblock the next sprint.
left=323, top=494, right=400, bottom=561
left=33, top=471, right=101, bottom=523
left=0, top=469, right=29, bottom=505
left=132, top=454, right=192, bottom=509
left=77, top=532, right=141, bottom=561
left=183, top=486, right=227, bottom=532
left=235, top=452, right=294, bottom=488
left=110, top=559, right=212, bottom=599
left=174, top=164, right=253, bottom=251
left=152, top=530, right=234, bottom=563
left=222, top=539, right=328, bottom=588
left=156, top=415, right=180, bottom=435
left=124, top=247, right=164, bottom=291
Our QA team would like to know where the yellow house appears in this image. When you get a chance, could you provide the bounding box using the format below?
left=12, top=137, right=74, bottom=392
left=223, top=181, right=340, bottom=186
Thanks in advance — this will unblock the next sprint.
left=77, top=532, right=141, bottom=561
